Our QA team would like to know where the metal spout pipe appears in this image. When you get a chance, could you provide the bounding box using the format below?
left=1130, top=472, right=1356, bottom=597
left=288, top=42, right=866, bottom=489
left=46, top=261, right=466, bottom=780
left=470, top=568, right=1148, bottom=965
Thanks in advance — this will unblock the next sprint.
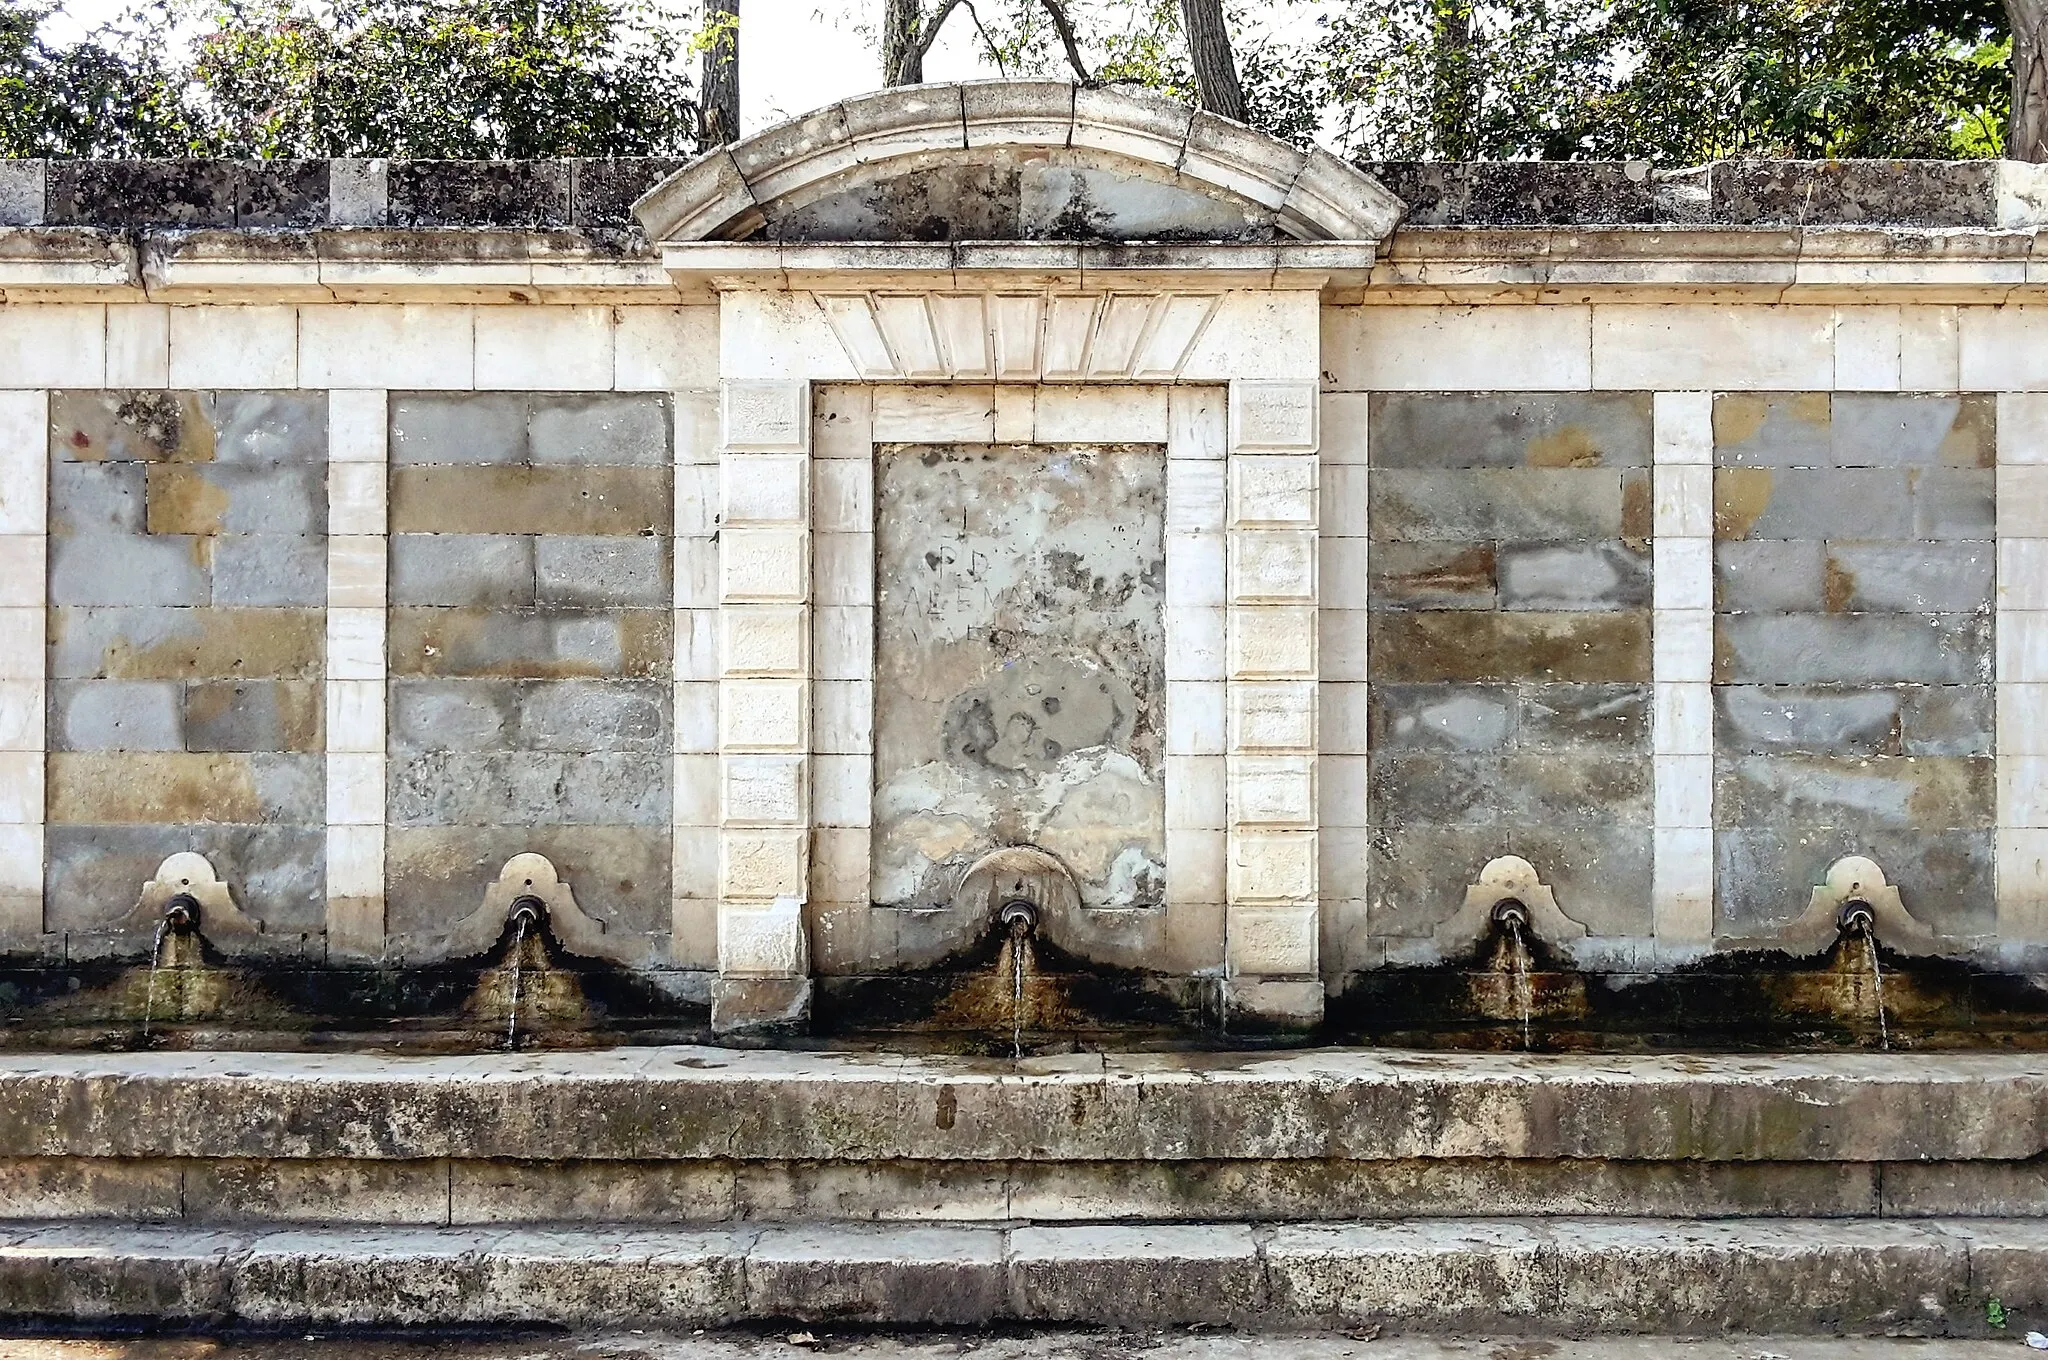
left=1000, top=898, right=1038, bottom=941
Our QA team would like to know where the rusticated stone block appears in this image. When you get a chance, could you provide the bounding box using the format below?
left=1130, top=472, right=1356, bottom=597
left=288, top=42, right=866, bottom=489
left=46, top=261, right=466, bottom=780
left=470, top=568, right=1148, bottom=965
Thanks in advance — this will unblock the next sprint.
left=390, top=393, right=528, bottom=466
left=1713, top=392, right=1832, bottom=467
left=517, top=681, right=667, bottom=752
left=43, top=823, right=325, bottom=932
left=1369, top=684, right=1517, bottom=752
left=390, top=534, right=536, bottom=607
left=1898, top=685, right=1995, bottom=756
left=1716, top=465, right=1991, bottom=542
left=1369, top=392, right=1652, bottom=469
left=183, top=680, right=323, bottom=753
left=1715, top=685, right=1992, bottom=758
left=387, top=750, right=668, bottom=827
left=1373, top=750, right=1649, bottom=828
left=388, top=608, right=670, bottom=680
left=48, top=462, right=145, bottom=534
left=1714, top=753, right=1992, bottom=831
left=389, top=679, right=514, bottom=752
left=50, top=391, right=325, bottom=465
left=1370, top=467, right=1643, bottom=542
left=210, top=536, right=327, bottom=607
left=48, top=534, right=209, bottom=607
left=391, top=392, right=671, bottom=466
left=47, top=751, right=323, bottom=825
left=390, top=679, right=666, bottom=754
left=1714, top=467, right=1914, bottom=540
left=1517, top=683, right=1647, bottom=749
left=1370, top=542, right=1498, bottom=610
left=1714, top=613, right=1990, bottom=686
left=527, top=395, right=673, bottom=466
left=389, top=466, right=670, bottom=536
left=1496, top=540, right=1649, bottom=611
left=383, top=824, right=669, bottom=939
left=1714, top=540, right=1829, bottom=612
left=144, top=465, right=326, bottom=535
left=1833, top=393, right=1994, bottom=468
left=1714, top=392, right=1994, bottom=469
left=50, top=680, right=184, bottom=751
left=535, top=536, right=669, bottom=607
left=50, top=607, right=324, bottom=680
left=1371, top=611, right=1650, bottom=684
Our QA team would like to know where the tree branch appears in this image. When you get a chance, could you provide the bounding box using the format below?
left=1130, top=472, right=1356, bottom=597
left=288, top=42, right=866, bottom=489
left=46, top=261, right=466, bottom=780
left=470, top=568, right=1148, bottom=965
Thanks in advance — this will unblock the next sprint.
left=1037, top=0, right=1090, bottom=84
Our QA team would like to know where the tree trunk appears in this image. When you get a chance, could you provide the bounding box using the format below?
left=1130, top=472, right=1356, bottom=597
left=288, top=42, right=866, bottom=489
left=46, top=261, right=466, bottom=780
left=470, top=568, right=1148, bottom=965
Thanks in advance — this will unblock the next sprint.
left=1178, top=0, right=1245, bottom=122
left=701, top=0, right=740, bottom=147
left=884, top=0, right=922, bottom=85
left=2011, top=0, right=2048, bottom=161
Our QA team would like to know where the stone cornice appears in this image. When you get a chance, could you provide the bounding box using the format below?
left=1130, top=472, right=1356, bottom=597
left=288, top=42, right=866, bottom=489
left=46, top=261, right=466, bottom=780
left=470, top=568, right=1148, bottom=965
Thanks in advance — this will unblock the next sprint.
left=5, top=223, right=2048, bottom=303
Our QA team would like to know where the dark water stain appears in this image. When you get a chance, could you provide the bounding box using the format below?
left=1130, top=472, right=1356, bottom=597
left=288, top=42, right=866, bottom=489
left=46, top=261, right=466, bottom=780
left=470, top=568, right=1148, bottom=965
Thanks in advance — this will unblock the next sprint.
left=0, top=915, right=709, bottom=1052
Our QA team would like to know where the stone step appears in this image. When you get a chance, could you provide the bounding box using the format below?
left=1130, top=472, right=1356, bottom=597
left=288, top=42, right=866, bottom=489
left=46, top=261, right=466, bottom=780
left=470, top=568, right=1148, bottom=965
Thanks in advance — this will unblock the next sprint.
left=3, top=1217, right=2045, bottom=1333
left=3, top=1049, right=2041, bottom=1163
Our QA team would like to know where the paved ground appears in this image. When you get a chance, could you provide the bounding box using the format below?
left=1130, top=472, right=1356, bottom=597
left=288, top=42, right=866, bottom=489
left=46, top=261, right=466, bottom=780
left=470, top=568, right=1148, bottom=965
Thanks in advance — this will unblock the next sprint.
left=0, top=1333, right=2038, bottom=1359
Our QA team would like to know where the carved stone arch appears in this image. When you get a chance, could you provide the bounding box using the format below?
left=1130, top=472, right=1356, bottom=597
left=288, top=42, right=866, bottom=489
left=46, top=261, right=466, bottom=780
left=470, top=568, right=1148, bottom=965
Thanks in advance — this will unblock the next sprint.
left=633, top=81, right=1405, bottom=245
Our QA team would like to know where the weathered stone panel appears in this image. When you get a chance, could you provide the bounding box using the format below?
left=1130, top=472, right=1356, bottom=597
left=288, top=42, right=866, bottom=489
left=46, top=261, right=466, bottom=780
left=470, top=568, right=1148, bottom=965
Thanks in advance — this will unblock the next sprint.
left=43, top=391, right=328, bottom=935
left=1713, top=393, right=1996, bottom=937
left=871, top=443, right=1166, bottom=915
left=1367, top=393, right=1655, bottom=941
left=383, top=392, right=673, bottom=950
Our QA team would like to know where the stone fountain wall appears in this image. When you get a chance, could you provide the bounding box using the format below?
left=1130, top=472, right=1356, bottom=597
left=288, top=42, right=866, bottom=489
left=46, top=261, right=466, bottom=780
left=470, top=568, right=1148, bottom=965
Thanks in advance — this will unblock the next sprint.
left=41, top=391, right=330, bottom=947
left=3, top=143, right=2048, bottom=1035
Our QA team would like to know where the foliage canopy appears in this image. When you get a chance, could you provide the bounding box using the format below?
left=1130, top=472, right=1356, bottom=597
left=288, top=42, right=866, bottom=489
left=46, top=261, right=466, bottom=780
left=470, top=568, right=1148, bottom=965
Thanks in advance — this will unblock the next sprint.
left=0, top=0, right=2027, bottom=161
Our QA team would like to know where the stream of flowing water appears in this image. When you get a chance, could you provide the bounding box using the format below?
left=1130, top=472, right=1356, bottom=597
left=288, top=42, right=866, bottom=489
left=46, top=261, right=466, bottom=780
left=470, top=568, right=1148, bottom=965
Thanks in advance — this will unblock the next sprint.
left=1860, top=925, right=1890, bottom=1052
left=1506, top=922, right=1532, bottom=1052
left=1010, top=934, right=1027, bottom=1060
left=505, top=913, right=531, bottom=1051
left=140, top=914, right=173, bottom=1039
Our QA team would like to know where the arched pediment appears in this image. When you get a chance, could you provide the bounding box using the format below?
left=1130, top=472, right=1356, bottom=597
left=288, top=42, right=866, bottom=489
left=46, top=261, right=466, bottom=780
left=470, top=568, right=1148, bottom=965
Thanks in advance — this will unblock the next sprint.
left=633, top=81, right=1405, bottom=245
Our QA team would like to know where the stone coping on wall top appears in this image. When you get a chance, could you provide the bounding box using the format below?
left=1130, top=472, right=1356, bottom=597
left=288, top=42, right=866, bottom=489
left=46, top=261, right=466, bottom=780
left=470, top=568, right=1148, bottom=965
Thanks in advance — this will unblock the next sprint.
left=5, top=154, right=2046, bottom=232
left=0, top=1047, right=2041, bottom=1164
left=6, top=223, right=2048, bottom=303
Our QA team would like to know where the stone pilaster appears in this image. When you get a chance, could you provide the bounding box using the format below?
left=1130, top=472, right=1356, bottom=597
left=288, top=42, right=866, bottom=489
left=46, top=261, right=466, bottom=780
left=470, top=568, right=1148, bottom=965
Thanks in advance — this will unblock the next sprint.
left=1650, top=390, right=1716, bottom=953
left=1223, top=379, right=1323, bottom=1026
left=672, top=388, right=722, bottom=971
left=1998, top=393, right=2048, bottom=954
left=713, top=379, right=814, bottom=1033
left=324, top=389, right=388, bottom=959
left=0, top=390, right=46, bottom=947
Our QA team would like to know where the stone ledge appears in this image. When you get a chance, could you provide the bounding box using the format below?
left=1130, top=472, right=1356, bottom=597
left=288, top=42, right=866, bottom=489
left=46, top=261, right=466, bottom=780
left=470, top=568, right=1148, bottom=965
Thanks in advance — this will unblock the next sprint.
left=0, top=1216, right=2038, bottom=1331
left=0, top=1049, right=2043, bottom=1164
